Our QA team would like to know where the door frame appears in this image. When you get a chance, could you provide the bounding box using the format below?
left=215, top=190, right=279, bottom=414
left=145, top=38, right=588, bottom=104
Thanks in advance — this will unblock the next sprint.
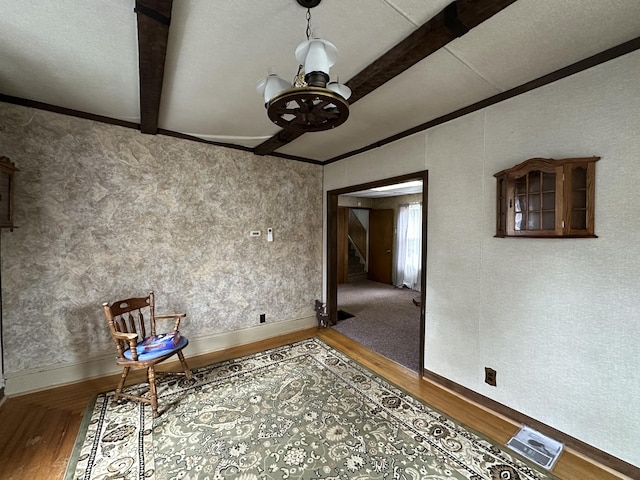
left=326, top=170, right=428, bottom=373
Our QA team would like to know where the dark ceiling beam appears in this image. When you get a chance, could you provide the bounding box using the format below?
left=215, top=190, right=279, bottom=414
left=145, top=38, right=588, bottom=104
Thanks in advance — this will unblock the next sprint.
left=254, top=0, right=517, bottom=156
left=253, top=129, right=307, bottom=157
left=135, top=0, right=173, bottom=134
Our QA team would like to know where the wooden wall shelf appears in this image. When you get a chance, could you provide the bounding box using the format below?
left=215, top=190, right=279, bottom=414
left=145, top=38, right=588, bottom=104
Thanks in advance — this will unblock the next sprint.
left=494, top=157, right=599, bottom=238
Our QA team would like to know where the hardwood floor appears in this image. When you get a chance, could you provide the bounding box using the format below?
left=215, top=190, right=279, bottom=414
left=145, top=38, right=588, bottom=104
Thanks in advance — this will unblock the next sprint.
left=0, top=328, right=629, bottom=480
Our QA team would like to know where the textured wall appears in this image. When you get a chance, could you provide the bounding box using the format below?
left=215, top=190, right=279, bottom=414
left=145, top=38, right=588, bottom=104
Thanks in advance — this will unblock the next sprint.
left=324, top=50, right=640, bottom=467
left=0, top=104, right=322, bottom=375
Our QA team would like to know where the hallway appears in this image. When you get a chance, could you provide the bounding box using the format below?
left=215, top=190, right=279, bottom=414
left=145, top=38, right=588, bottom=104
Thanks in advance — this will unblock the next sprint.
left=334, top=279, right=421, bottom=372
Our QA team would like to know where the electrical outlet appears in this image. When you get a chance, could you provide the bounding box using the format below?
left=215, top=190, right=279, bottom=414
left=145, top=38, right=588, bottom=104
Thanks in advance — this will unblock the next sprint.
left=259, top=313, right=266, bottom=323
left=485, top=367, right=497, bottom=386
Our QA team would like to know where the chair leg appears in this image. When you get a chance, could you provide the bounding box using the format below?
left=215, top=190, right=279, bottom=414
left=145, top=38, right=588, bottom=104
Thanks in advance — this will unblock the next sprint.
left=178, top=351, right=192, bottom=380
left=148, top=366, right=159, bottom=418
left=113, top=367, right=130, bottom=404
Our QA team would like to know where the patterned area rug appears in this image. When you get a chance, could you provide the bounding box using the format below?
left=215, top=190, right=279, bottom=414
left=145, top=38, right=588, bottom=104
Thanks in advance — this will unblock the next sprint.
left=65, top=338, right=557, bottom=479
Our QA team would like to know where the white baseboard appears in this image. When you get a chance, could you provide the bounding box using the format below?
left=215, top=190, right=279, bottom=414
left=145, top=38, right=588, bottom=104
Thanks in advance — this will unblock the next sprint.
left=185, top=315, right=316, bottom=357
left=4, top=315, right=316, bottom=396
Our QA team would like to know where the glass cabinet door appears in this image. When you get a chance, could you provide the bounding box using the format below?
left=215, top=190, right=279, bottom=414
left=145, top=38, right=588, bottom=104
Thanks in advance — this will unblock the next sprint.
left=513, top=170, right=556, bottom=233
left=570, top=165, right=587, bottom=230
left=496, top=177, right=507, bottom=236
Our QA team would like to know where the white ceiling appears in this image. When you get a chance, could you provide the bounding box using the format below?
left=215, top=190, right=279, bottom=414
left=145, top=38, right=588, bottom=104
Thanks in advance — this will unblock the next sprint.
left=342, top=180, right=424, bottom=198
left=1, top=0, right=639, bottom=163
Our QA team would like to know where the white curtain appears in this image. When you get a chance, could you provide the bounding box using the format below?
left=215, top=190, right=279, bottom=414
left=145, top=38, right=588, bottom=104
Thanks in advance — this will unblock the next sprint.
left=395, top=203, right=422, bottom=291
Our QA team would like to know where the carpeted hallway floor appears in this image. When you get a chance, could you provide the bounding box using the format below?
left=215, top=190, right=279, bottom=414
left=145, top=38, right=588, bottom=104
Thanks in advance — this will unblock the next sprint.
left=334, top=279, right=421, bottom=372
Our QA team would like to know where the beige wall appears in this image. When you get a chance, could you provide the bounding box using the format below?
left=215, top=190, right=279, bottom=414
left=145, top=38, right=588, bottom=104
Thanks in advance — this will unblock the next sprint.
left=372, top=193, right=421, bottom=211
left=0, top=104, right=322, bottom=389
left=324, top=50, right=640, bottom=466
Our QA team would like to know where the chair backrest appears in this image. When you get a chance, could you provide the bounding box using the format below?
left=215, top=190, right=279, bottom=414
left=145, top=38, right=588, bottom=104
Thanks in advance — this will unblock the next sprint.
left=103, top=291, right=157, bottom=359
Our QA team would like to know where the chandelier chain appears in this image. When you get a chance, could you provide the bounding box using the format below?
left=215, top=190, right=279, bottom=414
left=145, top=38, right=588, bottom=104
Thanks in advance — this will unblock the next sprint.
left=293, top=7, right=313, bottom=87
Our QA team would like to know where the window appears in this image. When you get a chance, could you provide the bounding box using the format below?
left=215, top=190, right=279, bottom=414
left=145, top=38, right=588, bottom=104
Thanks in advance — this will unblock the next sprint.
left=396, top=203, right=422, bottom=290
left=494, top=157, right=599, bottom=238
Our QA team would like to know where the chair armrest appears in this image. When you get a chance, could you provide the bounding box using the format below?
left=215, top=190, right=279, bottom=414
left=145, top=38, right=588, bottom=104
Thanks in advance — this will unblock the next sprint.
left=114, top=332, right=141, bottom=360
left=154, top=313, right=186, bottom=331
left=114, top=332, right=139, bottom=341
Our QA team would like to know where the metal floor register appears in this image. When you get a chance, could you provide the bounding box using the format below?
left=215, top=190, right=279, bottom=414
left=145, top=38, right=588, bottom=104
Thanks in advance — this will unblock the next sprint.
left=507, top=425, right=564, bottom=469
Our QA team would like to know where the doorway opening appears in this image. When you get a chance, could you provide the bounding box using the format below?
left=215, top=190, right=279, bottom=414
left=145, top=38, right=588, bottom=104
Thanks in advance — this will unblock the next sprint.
left=326, top=171, right=427, bottom=373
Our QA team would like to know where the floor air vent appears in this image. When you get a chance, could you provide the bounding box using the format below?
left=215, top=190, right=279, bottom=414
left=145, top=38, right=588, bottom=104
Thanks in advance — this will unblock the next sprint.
left=507, top=425, right=563, bottom=469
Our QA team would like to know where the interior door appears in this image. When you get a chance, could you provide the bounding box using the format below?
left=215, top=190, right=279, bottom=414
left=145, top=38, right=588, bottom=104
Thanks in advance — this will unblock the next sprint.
left=368, top=209, right=394, bottom=284
left=337, top=207, right=349, bottom=284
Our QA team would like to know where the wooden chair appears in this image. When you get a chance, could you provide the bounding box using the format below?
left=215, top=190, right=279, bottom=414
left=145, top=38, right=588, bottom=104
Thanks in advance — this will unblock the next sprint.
left=102, top=291, right=193, bottom=417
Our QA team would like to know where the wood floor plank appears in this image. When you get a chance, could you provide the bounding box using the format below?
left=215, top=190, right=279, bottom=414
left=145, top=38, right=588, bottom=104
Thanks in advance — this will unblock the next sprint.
left=0, top=328, right=628, bottom=479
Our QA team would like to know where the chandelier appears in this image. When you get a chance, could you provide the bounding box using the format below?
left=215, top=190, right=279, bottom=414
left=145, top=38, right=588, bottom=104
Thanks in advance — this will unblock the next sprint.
left=256, top=0, right=351, bottom=132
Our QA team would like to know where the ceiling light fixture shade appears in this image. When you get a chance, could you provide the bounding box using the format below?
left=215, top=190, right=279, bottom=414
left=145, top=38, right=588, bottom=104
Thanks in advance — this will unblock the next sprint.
left=256, top=74, right=291, bottom=105
left=327, top=81, right=351, bottom=100
left=257, top=1, right=350, bottom=132
left=295, top=39, right=337, bottom=86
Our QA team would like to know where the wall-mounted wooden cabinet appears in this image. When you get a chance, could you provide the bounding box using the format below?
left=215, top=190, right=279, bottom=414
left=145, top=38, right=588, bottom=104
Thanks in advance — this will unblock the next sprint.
left=0, top=157, right=18, bottom=230
left=494, top=156, right=599, bottom=238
